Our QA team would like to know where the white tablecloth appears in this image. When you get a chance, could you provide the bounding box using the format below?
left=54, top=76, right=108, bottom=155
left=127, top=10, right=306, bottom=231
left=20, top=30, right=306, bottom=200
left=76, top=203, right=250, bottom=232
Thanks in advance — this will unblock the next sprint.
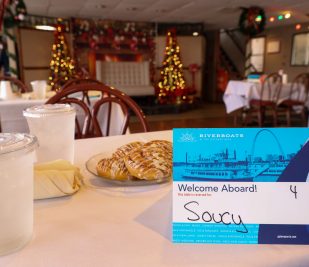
left=223, top=80, right=307, bottom=114
left=0, top=97, right=126, bottom=135
left=0, top=98, right=45, bottom=132
left=1, top=130, right=309, bottom=266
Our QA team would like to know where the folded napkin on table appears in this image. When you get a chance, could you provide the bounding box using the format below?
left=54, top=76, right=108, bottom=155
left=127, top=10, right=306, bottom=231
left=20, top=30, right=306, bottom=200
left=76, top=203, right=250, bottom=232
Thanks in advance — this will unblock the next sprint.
left=34, top=159, right=83, bottom=200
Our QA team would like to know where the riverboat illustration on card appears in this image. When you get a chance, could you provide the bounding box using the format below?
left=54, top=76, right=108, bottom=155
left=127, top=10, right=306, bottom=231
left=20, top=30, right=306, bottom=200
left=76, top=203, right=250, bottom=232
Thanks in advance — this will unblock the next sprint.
left=173, top=128, right=309, bottom=183
left=172, top=128, right=309, bottom=245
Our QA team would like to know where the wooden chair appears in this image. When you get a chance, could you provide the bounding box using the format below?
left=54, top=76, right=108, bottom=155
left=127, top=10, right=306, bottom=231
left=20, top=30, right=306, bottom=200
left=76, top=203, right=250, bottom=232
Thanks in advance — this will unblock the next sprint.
left=59, top=78, right=104, bottom=106
left=244, top=73, right=282, bottom=127
left=60, top=78, right=103, bottom=90
left=45, top=83, right=149, bottom=139
left=278, top=73, right=309, bottom=126
left=0, top=76, right=30, bottom=93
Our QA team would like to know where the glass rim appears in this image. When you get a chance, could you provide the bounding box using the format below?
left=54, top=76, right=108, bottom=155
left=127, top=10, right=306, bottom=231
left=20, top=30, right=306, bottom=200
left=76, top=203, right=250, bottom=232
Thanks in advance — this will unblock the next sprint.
left=23, top=103, right=76, bottom=118
left=0, top=133, right=38, bottom=159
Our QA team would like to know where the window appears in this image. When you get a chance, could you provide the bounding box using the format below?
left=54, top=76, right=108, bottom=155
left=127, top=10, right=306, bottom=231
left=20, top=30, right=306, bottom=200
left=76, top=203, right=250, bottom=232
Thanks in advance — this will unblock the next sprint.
left=248, top=37, right=265, bottom=73
left=291, top=33, right=309, bottom=66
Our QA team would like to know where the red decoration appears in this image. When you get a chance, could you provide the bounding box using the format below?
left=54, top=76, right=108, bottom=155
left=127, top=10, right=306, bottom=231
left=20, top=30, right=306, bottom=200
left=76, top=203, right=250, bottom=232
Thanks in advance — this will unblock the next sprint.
left=130, top=36, right=138, bottom=51
left=238, top=6, right=266, bottom=36
left=89, top=38, right=97, bottom=49
left=217, top=68, right=229, bottom=93
left=188, top=63, right=200, bottom=94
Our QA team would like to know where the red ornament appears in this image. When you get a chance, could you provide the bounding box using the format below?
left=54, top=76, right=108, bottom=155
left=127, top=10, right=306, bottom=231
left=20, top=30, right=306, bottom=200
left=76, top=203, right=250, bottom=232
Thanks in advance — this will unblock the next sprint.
left=89, top=38, right=97, bottom=49
left=81, top=32, right=88, bottom=42
left=174, top=88, right=184, bottom=97
left=130, top=36, right=138, bottom=51
left=107, top=27, right=114, bottom=40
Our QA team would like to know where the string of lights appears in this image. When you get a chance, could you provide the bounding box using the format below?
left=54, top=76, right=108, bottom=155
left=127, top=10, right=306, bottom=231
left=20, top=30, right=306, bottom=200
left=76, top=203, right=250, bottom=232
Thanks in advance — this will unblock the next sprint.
left=48, top=19, right=75, bottom=89
left=157, top=29, right=186, bottom=104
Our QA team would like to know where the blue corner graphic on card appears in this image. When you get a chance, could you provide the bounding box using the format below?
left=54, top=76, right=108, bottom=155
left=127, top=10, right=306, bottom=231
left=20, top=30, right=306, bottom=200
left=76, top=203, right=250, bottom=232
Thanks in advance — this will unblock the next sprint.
left=172, top=128, right=309, bottom=244
left=173, top=128, right=309, bottom=182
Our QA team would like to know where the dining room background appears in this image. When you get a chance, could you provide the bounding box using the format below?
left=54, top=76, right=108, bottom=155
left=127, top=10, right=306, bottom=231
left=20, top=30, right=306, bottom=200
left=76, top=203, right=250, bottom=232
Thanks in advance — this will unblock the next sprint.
left=0, top=0, right=309, bottom=129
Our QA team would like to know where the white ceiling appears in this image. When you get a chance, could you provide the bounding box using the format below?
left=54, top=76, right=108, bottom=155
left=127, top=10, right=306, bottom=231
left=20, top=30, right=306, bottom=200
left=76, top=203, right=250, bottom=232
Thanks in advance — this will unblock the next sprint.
left=25, top=0, right=309, bottom=29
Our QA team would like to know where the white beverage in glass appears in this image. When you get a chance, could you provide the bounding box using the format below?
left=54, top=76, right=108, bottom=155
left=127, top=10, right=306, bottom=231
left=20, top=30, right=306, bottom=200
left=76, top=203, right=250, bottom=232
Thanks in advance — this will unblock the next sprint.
left=0, top=133, right=37, bottom=256
left=23, top=104, right=76, bottom=163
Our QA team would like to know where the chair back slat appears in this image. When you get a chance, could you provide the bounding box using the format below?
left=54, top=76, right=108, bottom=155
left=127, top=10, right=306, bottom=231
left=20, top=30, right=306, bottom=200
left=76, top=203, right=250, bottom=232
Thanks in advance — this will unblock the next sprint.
left=260, top=73, right=282, bottom=103
left=0, top=76, right=30, bottom=93
left=54, top=97, right=92, bottom=138
left=45, top=82, right=149, bottom=139
left=92, top=97, right=130, bottom=136
left=289, top=73, right=309, bottom=103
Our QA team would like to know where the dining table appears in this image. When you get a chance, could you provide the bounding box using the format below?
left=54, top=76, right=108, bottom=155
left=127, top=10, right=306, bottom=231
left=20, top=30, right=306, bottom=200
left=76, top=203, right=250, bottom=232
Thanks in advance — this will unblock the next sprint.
left=1, top=130, right=309, bottom=267
left=0, top=94, right=126, bottom=134
left=223, top=80, right=308, bottom=114
left=0, top=98, right=45, bottom=132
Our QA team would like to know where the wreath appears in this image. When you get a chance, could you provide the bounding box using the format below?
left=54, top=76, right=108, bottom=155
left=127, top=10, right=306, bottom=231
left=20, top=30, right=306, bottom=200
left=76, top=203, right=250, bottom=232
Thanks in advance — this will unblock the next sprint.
left=238, top=6, right=266, bottom=36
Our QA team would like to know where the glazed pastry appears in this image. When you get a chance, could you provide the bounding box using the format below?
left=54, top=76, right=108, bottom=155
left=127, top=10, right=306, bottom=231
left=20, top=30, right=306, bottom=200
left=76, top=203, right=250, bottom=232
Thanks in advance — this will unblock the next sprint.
left=112, top=141, right=145, bottom=159
left=124, top=140, right=172, bottom=180
left=96, top=157, right=133, bottom=181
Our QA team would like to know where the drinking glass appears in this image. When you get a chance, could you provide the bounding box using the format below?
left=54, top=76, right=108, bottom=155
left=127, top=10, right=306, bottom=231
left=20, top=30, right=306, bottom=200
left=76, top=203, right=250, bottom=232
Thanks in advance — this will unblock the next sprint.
left=0, top=81, right=16, bottom=100
left=0, top=133, right=37, bottom=256
left=23, top=104, right=76, bottom=163
left=30, top=80, right=47, bottom=99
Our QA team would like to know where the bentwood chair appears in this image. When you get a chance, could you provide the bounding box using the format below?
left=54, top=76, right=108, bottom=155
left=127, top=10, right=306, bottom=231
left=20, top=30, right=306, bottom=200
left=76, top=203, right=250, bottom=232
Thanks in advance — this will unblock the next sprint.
left=245, top=73, right=282, bottom=127
left=0, top=76, right=30, bottom=93
left=45, top=83, right=149, bottom=139
left=278, top=73, right=309, bottom=126
left=59, top=78, right=105, bottom=105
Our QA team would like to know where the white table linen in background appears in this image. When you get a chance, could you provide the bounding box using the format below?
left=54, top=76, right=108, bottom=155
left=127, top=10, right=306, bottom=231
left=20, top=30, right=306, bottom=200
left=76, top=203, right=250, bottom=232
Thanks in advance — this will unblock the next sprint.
left=223, top=80, right=258, bottom=113
left=0, top=98, right=45, bottom=132
left=0, top=97, right=125, bottom=135
left=0, top=130, right=309, bottom=267
left=223, top=80, right=307, bottom=114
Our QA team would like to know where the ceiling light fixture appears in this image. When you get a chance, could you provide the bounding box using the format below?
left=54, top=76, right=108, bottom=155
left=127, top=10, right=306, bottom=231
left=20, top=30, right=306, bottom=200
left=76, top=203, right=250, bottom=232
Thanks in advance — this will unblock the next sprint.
left=35, top=25, right=56, bottom=31
left=192, top=32, right=199, bottom=36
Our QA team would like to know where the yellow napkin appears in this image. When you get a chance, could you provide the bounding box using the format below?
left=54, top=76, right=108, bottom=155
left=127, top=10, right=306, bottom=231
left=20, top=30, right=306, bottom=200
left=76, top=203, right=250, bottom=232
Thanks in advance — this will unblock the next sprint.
left=34, top=159, right=82, bottom=200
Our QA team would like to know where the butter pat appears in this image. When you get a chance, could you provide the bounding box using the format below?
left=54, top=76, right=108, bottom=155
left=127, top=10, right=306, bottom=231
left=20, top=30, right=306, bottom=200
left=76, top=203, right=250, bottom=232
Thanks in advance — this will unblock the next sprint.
left=34, top=159, right=82, bottom=200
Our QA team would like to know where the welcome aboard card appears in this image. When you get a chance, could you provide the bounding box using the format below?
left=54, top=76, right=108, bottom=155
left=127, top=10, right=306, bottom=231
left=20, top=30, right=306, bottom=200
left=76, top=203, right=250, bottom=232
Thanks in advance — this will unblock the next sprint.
left=172, top=128, right=309, bottom=244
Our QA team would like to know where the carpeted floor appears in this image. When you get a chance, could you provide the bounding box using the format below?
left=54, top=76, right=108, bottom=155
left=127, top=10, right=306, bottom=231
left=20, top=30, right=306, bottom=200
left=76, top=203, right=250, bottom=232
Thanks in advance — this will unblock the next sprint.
left=129, top=102, right=233, bottom=133
left=129, top=101, right=308, bottom=133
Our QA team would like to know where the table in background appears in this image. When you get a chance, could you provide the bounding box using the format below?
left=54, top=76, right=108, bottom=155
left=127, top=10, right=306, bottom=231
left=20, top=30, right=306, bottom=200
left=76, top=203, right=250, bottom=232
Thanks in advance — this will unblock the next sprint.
left=0, top=97, right=126, bottom=134
left=1, top=130, right=309, bottom=267
left=0, top=98, right=45, bottom=132
left=223, top=80, right=307, bottom=114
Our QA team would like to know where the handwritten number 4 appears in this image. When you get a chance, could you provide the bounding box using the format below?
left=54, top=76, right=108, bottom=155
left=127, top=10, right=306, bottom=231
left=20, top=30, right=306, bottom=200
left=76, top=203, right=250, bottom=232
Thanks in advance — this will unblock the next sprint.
left=290, top=185, right=297, bottom=199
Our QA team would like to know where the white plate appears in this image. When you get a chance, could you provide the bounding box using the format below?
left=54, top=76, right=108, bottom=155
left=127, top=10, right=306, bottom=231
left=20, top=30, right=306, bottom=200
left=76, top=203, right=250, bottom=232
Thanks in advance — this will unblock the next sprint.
left=85, top=153, right=170, bottom=186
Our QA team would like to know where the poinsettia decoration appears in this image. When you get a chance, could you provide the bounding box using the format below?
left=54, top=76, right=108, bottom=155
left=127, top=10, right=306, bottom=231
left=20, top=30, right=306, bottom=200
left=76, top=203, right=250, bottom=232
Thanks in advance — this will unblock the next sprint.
left=72, top=18, right=155, bottom=52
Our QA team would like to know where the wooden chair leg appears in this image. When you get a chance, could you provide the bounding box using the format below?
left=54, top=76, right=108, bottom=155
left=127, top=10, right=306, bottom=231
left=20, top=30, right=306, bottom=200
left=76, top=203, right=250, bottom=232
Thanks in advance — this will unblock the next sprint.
left=300, top=109, right=306, bottom=127
left=286, top=109, right=291, bottom=127
left=233, top=112, right=238, bottom=127
left=257, top=109, right=263, bottom=127
left=273, top=109, right=277, bottom=127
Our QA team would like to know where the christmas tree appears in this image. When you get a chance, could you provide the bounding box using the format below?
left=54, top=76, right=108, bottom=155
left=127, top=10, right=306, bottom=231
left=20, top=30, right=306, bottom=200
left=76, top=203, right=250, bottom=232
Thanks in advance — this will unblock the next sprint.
left=49, top=19, right=75, bottom=90
left=157, top=29, right=186, bottom=104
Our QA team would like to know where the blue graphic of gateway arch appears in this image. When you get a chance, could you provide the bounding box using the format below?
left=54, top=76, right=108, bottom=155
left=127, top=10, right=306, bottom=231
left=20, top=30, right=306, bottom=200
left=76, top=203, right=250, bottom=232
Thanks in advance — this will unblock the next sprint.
left=250, top=129, right=285, bottom=160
